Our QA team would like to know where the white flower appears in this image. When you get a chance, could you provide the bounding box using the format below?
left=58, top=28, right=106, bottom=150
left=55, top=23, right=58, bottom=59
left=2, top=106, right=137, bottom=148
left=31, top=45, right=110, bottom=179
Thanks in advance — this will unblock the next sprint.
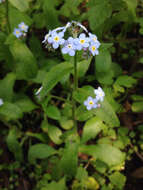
left=94, top=87, right=105, bottom=102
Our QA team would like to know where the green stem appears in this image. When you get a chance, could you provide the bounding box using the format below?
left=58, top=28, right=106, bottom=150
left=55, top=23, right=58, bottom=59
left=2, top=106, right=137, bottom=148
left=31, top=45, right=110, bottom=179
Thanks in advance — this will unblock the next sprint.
left=6, top=0, right=11, bottom=33
left=50, top=95, right=71, bottom=104
left=72, top=52, right=78, bottom=130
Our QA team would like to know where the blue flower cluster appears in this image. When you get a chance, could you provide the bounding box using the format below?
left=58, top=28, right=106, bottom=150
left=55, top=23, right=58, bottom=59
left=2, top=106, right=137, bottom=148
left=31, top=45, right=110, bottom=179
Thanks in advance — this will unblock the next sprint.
left=43, top=21, right=100, bottom=56
left=84, top=87, right=105, bottom=110
left=13, top=22, right=29, bottom=38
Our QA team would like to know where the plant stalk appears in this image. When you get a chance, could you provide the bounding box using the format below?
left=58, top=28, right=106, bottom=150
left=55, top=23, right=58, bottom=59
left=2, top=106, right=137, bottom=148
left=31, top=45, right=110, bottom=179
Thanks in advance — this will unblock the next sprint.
left=72, top=52, right=78, bottom=130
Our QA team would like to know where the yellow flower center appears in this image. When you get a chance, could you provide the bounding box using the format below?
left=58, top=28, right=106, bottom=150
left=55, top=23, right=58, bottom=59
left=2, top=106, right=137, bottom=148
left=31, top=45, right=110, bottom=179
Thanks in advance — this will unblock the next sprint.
left=92, top=46, right=96, bottom=51
left=68, top=44, right=72, bottom=48
left=80, top=39, right=85, bottom=44
left=89, top=101, right=94, bottom=105
left=16, top=31, right=20, bottom=34
left=21, top=25, right=25, bottom=29
left=54, top=36, right=59, bottom=42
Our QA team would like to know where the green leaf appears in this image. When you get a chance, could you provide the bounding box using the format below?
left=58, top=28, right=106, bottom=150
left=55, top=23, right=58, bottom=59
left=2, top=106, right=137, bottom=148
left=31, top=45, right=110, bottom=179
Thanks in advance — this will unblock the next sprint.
left=26, top=132, right=48, bottom=143
left=0, top=73, right=16, bottom=101
left=15, top=97, right=37, bottom=113
left=9, top=40, right=38, bottom=80
left=109, top=172, right=126, bottom=189
left=60, top=117, right=74, bottom=130
left=93, top=98, right=120, bottom=127
left=131, top=101, right=143, bottom=112
left=79, top=144, right=125, bottom=166
left=8, top=0, right=29, bottom=12
left=28, top=144, right=57, bottom=164
left=6, top=128, right=23, bottom=161
left=60, top=142, right=78, bottom=178
left=123, top=0, right=137, bottom=18
left=82, top=117, right=105, bottom=143
left=40, top=62, right=73, bottom=98
left=87, top=0, right=112, bottom=31
left=47, top=124, right=63, bottom=144
left=0, top=102, right=22, bottom=121
left=77, top=58, right=92, bottom=78
left=46, top=105, right=61, bottom=120
left=131, top=95, right=143, bottom=101
left=43, top=177, right=67, bottom=190
left=115, top=75, right=137, bottom=88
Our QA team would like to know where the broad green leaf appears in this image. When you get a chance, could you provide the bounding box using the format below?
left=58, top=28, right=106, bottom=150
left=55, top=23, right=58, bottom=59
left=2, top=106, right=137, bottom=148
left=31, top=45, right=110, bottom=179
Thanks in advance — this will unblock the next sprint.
left=28, top=144, right=57, bottom=164
left=46, top=105, right=61, bottom=120
left=40, top=62, right=73, bottom=98
left=47, top=124, right=63, bottom=144
left=0, top=73, right=16, bottom=101
left=60, top=142, right=78, bottom=178
left=0, top=102, right=22, bottom=121
left=115, top=75, right=137, bottom=88
left=15, top=97, right=37, bottom=113
left=6, top=128, right=23, bottom=161
left=79, top=144, right=125, bottom=166
left=76, top=105, right=94, bottom=121
left=131, top=95, right=143, bottom=101
left=60, top=117, right=74, bottom=130
left=93, top=98, right=120, bottom=127
left=10, top=40, right=38, bottom=80
left=131, top=101, right=143, bottom=112
left=82, top=117, right=105, bottom=143
left=87, top=0, right=112, bottom=31
left=109, top=172, right=126, bottom=189
left=8, top=0, right=29, bottom=12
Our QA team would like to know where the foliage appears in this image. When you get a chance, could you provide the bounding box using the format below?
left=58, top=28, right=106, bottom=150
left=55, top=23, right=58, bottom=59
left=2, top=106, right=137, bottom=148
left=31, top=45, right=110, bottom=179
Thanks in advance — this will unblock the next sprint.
left=0, top=0, right=143, bottom=190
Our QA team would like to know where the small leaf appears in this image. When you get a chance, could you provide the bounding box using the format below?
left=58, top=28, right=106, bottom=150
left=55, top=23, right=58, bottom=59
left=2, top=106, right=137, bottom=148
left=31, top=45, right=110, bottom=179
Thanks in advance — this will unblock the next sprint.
left=109, top=172, right=126, bottom=189
left=6, top=128, right=23, bottom=161
left=0, top=102, right=22, bottom=121
left=28, top=143, right=57, bottom=164
left=40, top=62, right=73, bottom=98
left=82, top=117, right=105, bottom=143
left=79, top=144, right=125, bottom=166
left=8, top=0, right=29, bottom=12
left=131, top=101, right=143, bottom=112
left=48, top=124, right=63, bottom=144
left=46, top=105, right=61, bottom=120
left=115, top=75, right=137, bottom=88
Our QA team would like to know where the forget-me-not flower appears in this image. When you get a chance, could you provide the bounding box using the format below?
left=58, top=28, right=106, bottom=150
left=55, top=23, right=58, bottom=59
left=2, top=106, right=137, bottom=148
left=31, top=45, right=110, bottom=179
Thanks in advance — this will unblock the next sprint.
left=18, top=22, right=28, bottom=32
left=48, top=31, right=65, bottom=49
left=84, top=96, right=98, bottom=110
left=13, top=28, right=23, bottom=38
left=94, top=87, right=105, bottom=102
left=75, top=33, right=90, bottom=50
left=61, top=37, right=76, bottom=56
left=89, top=42, right=100, bottom=56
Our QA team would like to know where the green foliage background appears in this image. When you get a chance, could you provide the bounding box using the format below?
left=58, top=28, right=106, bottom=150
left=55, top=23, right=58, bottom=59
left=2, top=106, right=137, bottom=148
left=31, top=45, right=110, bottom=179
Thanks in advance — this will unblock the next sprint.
left=0, top=0, right=143, bottom=190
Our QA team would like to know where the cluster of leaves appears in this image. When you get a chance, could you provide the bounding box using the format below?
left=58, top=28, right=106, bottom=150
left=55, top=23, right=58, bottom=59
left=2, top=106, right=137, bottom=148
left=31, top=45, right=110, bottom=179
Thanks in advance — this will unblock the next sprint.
left=0, top=0, right=143, bottom=190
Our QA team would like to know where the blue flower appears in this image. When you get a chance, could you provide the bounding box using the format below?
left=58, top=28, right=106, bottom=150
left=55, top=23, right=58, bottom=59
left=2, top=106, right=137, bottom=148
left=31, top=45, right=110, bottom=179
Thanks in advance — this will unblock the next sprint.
left=48, top=31, right=65, bottom=49
left=61, top=37, right=76, bottom=56
left=13, top=28, right=23, bottom=38
left=89, top=42, right=100, bottom=56
left=94, top=87, right=105, bottom=102
left=18, top=22, right=28, bottom=32
left=84, top=96, right=98, bottom=110
left=74, top=33, right=90, bottom=50
left=89, top=33, right=100, bottom=45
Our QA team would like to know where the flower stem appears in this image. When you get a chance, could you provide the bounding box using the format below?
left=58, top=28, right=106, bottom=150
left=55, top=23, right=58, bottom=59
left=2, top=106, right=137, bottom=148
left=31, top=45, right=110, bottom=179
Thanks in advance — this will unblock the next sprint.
left=72, top=52, right=78, bottom=130
left=50, top=95, right=71, bottom=104
left=5, top=0, right=11, bottom=33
